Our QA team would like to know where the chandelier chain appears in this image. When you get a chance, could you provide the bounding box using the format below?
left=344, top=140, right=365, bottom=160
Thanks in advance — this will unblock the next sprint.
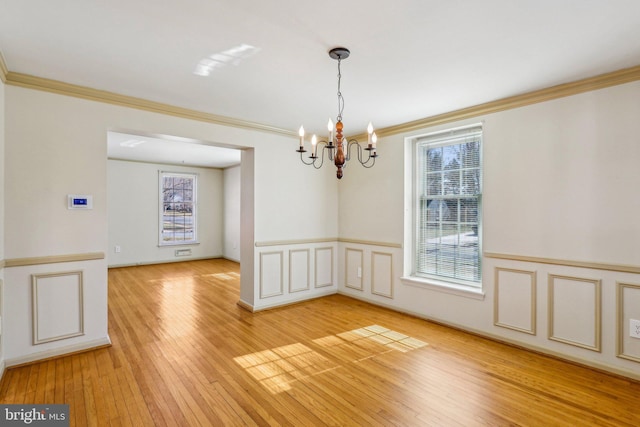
left=336, top=57, right=344, bottom=123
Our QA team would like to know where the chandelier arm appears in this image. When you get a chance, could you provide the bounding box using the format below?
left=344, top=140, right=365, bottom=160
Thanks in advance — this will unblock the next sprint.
left=344, top=139, right=356, bottom=162
left=299, top=151, right=315, bottom=166
left=298, top=140, right=340, bottom=168
left=312, top=143, right=332, bottom=169
left=360, top=156, right=376, bottom=168
left=360, top=146, right=373, bottom=166
left=361, top=150, right=378, bottom=167
left=346, top=138, right=378, bottom=167
left=346, top=139, right=368, bottom=165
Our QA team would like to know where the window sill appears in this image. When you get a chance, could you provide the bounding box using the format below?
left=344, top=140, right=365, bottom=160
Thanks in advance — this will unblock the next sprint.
left=401, top=276, right=485, bottom=300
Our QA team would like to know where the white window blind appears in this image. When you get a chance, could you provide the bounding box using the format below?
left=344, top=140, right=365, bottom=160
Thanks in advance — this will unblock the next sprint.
left=415, top=126, right=482, bottom=285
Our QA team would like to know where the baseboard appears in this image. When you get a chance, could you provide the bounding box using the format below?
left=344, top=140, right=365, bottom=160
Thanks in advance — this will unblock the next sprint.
left=250, top=290, right=338, bottom=312
left=108, top=256, right=221, bottom=269
left=237, top=289, right=339, bottom=313
left=236, top=299, right=254, bottom=312
left=4, top=336, right=112, bottom=368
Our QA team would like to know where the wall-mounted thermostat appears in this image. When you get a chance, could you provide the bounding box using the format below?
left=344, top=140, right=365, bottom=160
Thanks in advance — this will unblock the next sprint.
left=68, top=194, right=93, bottom=210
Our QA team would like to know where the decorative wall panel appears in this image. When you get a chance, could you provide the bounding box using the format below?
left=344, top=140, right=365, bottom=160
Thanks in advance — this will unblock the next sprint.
left=31, top=271, right=84, bottom=345
left=548, top=274, right=601, bottom=351
left=371, top=252, right=393, bottom=298
left=345, top=248, right=363, bottom=291
left=315, top=247, right=334, bottom=288
left=494, top=267, right=536, bottom=335
left=259, top=251, right=283, bottom=298
left=289, top=249, right=310, bottom=293
left=617, top=282, right=640, bottom=362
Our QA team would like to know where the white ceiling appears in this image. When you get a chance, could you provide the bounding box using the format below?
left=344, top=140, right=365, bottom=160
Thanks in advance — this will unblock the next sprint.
left=3, top=0, right=640, bottom=162
left=107, top=131, right=241, bottom=168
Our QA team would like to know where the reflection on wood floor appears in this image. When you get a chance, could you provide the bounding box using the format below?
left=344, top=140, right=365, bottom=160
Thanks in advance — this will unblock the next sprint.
left=1, top=259, right=638, bottom=426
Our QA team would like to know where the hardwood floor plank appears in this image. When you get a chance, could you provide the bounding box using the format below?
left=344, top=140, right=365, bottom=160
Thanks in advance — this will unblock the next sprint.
left=1, top=259, right=638, bottom=426
left=73, top=388, right=87, bottom=426
left=6, top=370, right=23, bottom=404
left=53, top=358, right=65, bottom=405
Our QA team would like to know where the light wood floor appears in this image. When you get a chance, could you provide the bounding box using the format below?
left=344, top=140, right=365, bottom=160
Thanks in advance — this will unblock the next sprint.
left=1, top=259, right=638, bottom=426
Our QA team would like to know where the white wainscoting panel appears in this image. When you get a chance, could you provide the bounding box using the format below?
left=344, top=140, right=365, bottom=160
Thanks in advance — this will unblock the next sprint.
left=617, top=282, right=640, bottom=362
left=494, top=267, right=537, bottom=335
left=345, top=248, right=363, bottom=291
left=31, top=271, right=84, bottom=345
left=315, top=247, right=334, bottom=288
left=548, top=274, right=601, bottom=351
left=259, top=251, right=284, bottom=298
left=289, top=249, right=310, bottom=293
left=371, top=252, right=393, bottom=298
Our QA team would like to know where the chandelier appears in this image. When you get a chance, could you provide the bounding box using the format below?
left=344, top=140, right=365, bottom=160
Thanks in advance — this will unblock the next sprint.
left=296, top=47, right=378, bottom=179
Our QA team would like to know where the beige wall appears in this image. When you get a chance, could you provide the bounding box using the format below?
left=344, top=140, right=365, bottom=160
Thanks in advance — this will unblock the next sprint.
left=108, top=159, right=225, bottom=267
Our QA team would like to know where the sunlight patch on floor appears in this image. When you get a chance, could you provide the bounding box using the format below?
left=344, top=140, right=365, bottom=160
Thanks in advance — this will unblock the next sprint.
left=234, top=325, right=428, bottom=394
left=234, top=343, right=339, bottom=393
left=335, top=325, right=428, bottom=354
left=204, top=272, right=236, bottom=280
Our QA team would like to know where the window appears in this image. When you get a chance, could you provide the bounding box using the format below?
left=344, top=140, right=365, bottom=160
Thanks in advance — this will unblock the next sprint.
left=159, top=172, right=197, bottom=245
left=414, top=126, right=482, bottom=287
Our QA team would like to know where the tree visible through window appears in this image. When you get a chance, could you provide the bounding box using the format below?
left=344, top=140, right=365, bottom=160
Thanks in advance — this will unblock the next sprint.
left=415, top=126, right=482, bottom=285
left=159, top=172, right=197, bottom=245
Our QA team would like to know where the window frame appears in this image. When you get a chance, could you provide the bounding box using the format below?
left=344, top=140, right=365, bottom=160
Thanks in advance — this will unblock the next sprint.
left=403, top=124, right=484, bottom=297
left=158, top=171, right=198, bottom=246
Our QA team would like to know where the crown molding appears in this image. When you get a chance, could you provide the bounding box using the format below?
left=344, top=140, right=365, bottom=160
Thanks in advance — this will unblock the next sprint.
left=374, top=64, right=640, bottom=139
left=4, top=63, right=640, bottom=140
left=0, top=51, right=8, bottom=84
left=4, top=71, right=295, bottom=137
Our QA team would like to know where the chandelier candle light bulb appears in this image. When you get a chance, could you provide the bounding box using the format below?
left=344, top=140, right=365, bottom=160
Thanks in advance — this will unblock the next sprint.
left=298, top=126, right=305, bottom=150
left=295, top=47, right=378, bottom=179
left=311, top=135, right=318, bottom=157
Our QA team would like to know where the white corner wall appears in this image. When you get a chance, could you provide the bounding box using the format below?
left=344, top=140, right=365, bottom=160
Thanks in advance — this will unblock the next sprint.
left=108, top=159, right=224, bottom=267
left=0, top=76, right=4, bottom=262
left=4, top=85, right=110, bottom=363
left=338, top=80, right=640, bottom=379
left=0, top=76, right=6, bottom=371
left=223, top=165, right=241, bottom=262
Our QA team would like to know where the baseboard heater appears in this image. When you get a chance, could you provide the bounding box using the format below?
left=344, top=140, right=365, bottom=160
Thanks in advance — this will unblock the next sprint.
left=175, top=249, right=192, bottom=257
